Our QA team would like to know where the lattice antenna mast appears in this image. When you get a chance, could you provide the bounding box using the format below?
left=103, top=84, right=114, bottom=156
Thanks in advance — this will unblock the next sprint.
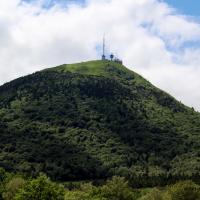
left=103, top=35, right=105, bottom=56
left=102, top=35, right=106, bottom=60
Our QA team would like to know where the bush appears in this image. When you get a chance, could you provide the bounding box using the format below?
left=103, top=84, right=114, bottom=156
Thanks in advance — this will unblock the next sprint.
left=14, top=175, right=65, bottom=200
left=166, top=181, right=200, bottom=200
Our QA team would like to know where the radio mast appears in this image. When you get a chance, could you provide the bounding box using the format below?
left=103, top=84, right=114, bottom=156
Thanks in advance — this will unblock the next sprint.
left=102, top=35, right=106, bottom=60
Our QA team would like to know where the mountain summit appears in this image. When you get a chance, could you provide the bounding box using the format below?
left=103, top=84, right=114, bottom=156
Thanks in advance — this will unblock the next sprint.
left=0, top=60, right=200, bottom=184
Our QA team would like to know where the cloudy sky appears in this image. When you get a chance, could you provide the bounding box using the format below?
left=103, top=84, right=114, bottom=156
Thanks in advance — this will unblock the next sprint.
left=0, top=0, right=200, bottom=110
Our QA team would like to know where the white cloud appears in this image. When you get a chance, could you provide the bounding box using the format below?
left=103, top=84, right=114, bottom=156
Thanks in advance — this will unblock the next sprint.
left=0, top=0, right=200, bottom=110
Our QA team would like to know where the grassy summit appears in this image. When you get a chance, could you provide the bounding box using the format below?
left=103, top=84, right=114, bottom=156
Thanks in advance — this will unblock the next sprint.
left=47, top=60, right=153, bottom=87
left=0, top=60, right=200, bottom=186
left=48, top=60, right=130, bottom=76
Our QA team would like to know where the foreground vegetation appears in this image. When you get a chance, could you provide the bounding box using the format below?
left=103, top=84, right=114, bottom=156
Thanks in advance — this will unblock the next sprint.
left=1, top=168, right=200, bottom=200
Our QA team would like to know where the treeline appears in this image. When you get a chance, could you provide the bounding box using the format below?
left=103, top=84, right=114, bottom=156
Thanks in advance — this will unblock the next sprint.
left=1, top=167, right=200, bottom=200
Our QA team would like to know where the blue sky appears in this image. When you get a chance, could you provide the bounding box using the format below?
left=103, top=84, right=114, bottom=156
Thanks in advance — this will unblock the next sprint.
left=22, top=0, right=85, bottom=8
left=164, top=0, right=200, bottom=16
left=22, top=0, right=200, bottom=17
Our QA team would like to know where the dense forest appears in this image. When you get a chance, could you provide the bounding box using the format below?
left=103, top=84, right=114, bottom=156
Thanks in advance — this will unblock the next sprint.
left=0, top=60, right=200, bottom=186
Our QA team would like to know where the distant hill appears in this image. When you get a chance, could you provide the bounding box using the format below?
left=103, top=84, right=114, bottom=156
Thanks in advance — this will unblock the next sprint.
left=0, top=60, right=200, bottom=185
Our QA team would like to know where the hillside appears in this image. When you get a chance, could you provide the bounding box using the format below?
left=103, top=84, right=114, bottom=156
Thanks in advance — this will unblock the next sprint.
left=0, top=60, right=200, bottom=185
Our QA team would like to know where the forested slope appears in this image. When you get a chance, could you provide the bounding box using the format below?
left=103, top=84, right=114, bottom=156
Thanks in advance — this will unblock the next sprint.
left=0, top=60, right=200, bottom=185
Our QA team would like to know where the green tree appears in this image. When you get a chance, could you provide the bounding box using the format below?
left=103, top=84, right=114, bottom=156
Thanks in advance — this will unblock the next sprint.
left=101, top=176, right=134, bottom=200
left=0, top=168, right=7, bottom=200
left=3, top=177, right=25, bottom=200
left=166, top=181, right=200, bottom=200
left=139, top=188, right=163, bottom=200
left=14, top=175, right=65, bottom=200
left=0, top=168, right=6, bottom=182
left=65, top=183, right=104, bottom=200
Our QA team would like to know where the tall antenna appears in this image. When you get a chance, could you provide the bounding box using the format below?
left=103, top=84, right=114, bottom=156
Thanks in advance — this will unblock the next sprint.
left=103, top=35, right=105, bottom=56
left=102, top=35, right=106, bottom=60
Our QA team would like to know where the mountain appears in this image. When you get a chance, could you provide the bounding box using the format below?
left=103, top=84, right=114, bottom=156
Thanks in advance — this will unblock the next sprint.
left=0, top=60, right=200, bottom=185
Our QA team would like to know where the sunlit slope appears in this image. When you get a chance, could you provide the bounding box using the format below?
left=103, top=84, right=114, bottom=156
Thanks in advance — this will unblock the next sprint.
left=46, top=60, right=149, bottom=85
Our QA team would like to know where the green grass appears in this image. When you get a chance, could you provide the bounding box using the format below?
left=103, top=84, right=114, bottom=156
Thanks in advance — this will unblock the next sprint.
left=46, top=60, right=153, bottom=89
left=47, top=60, right=129, bottom=76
